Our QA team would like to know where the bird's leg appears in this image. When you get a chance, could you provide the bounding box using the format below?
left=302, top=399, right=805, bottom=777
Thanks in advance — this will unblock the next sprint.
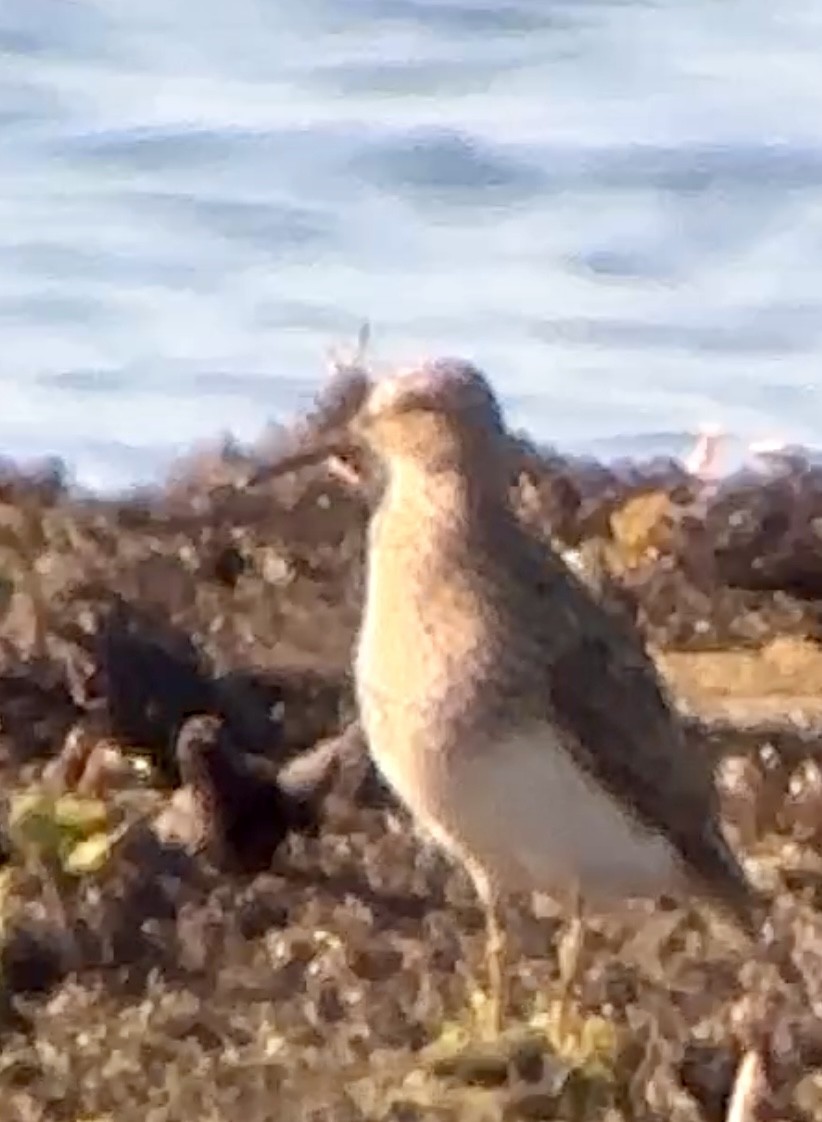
left=470, top=865, right=506, bottom=1038
left=485, top=893, right=507, bottom=1037
left=557, top=886, right=585, bottom=1016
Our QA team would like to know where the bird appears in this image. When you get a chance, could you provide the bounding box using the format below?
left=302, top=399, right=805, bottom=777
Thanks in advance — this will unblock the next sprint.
left=253, top=357, right=764, bottom=1035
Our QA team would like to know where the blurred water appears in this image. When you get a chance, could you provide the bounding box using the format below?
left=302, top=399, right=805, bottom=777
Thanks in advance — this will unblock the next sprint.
left=2, top=0, right=822, bottom=491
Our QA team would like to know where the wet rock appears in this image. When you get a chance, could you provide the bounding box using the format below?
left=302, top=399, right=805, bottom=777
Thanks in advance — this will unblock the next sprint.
left=0, top=924, right=68, bottom=997
left=678, top=1041, right=740, bottom=1122
left=209, top=543, right=247, bottom=588
left=278, top=719, right=387, bottom=810
left=783, top=760, right=822, bottom=845
left=213, top=665, right=341, bottom=760
left=2, top=392, right=822, bottom=1119
left=0, top=662, right=80, bottom=767
left=42, top=715, right=134, bottom=796
left=96, top=600, right=217, bottom=779
left=716, top=755, right=778, bottom=843
left=93, top=605, right=338, bottom=780
left=152, top=786, right=203, bottom=850
left=171, top=714, right=324, bottom=873
left=511, top=445, right=822, bottom=648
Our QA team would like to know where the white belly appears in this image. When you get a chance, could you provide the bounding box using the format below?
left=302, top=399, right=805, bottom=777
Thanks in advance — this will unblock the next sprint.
left=368, top=722, right=684, bottom=902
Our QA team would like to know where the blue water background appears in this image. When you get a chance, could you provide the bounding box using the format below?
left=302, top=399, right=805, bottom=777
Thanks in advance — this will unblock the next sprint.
left=2, top=0, right=822, bottom=491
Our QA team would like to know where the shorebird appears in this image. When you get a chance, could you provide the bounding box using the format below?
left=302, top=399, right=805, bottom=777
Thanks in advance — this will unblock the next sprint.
left=253, top=358, right=764, bottom=1033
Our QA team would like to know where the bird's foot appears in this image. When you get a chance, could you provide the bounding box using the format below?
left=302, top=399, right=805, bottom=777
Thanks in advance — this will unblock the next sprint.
left=468, top=981, right=504, bottom=1041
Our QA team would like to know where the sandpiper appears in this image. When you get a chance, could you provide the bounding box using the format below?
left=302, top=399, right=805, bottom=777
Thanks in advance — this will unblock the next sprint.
left=255, top=357, right=763, bottom=1032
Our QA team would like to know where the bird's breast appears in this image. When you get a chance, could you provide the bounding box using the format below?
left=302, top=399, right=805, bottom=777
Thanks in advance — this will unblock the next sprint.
left=355, top=529, right=493, bottom=794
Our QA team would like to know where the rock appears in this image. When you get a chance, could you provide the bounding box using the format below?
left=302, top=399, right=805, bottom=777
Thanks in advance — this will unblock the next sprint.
left=171, top=714, right=324, bottom=873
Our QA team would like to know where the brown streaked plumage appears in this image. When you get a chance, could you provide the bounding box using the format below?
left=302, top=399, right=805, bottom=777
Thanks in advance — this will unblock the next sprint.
left=254, top=356, right=764, bottom=1031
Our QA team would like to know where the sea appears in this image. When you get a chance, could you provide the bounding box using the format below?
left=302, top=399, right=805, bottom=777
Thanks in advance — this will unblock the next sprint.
left=2, top=0, right=822, bottom=493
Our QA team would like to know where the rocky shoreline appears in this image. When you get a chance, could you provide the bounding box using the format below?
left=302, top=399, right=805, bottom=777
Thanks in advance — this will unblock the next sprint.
left=0, top=431, right=822, bottom=1120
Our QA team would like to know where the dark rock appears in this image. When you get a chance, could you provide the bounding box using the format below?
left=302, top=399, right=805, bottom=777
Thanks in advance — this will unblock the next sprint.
left=0, top=924, right=68, bottom=996
left=97, top=600, right=216, bottom=778
left=1, top=396, right=822, bottom=1119
left=678, top=1041, right=741, bottom=1122
left=0, top=664, right=79, bottom=767
left=173, top=714, right=324, bottom=873
left=209, top=543, right=247, bottom=588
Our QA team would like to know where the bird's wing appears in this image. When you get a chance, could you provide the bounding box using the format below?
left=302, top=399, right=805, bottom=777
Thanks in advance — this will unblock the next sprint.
left=489, top=524, right=758, bottom=925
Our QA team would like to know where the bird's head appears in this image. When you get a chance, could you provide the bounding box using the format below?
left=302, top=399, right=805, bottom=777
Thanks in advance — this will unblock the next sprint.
left=250, top=357, right=514, bottom=484
left=352, top=358, right=507, bottom=472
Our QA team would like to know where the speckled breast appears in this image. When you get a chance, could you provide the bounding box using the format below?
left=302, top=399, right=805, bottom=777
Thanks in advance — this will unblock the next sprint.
left=354, top=523, right=494, bottom=825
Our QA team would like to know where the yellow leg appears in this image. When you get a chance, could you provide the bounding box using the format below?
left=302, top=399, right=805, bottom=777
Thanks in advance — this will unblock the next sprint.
left=470, top=865, right=506, bottom=1037
left=557, top=887, right=585, bottom=1001
left=485, top=895, right=506, bottom=1036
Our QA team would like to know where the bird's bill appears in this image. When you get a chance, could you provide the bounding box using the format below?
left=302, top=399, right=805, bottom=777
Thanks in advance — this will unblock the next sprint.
left=246, top=431, right=359, bottom=487
left=245, top=387, right=536, bottom=489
